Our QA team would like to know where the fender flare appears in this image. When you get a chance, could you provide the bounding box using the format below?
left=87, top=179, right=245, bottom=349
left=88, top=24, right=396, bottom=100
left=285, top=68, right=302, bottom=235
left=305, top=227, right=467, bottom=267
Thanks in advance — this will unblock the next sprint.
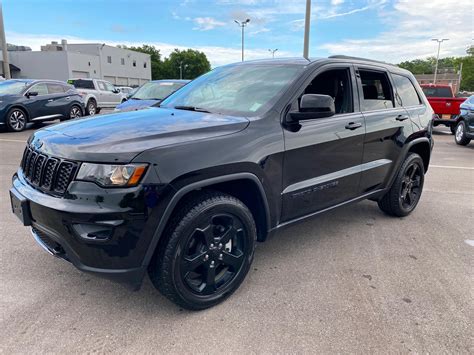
left=386, top=137, right=432, bottom=190
left=141, top=172, right=271, bottom=267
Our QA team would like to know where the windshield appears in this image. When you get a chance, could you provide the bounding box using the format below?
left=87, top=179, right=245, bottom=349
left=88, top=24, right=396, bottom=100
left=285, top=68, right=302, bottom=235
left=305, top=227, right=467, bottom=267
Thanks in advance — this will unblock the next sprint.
left=160, top=64, right=303, bottom=116
left=422, top=87, right=452, bottom=98
left=132, top=82, right=185, bottom=100
left=0, top=81, right=29, bottom=95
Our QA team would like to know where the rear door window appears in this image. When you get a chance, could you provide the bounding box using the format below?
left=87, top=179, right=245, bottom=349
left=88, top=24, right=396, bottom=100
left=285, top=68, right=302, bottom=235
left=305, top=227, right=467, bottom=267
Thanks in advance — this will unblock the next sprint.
left=358, top=70, right=394, bottom=111
left=47, top=83, right=66, bottom=94
left=392, top=74, right=421, bottom=107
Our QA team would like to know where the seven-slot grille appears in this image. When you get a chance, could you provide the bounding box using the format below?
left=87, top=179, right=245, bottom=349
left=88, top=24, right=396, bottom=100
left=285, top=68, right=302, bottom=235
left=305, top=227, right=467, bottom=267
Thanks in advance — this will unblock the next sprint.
left=21, top=146, right=78, bottom=195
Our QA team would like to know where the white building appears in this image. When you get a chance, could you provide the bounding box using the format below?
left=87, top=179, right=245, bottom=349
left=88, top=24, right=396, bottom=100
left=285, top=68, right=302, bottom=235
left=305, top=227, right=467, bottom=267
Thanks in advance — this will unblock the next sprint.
left=2, top=40, right=151, bottom=87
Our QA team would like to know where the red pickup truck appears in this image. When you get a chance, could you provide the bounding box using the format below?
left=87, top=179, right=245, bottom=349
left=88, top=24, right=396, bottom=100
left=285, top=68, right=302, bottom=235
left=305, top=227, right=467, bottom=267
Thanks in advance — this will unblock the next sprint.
left=421, top=84, right=465, bottom=133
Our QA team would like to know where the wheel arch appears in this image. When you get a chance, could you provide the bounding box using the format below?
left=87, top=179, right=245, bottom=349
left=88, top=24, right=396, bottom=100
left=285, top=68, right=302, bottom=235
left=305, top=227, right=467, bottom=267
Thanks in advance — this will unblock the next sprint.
left=7, top=105, right=30, bottom=121
left=407, top=139, right=431, bottom=172
left=142, top=173, right=271, bottom=268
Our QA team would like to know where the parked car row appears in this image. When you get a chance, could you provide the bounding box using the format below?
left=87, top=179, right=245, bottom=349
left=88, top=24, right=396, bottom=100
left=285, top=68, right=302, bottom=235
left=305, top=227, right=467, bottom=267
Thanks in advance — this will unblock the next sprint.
left=0, top=77, right=189, bottom=132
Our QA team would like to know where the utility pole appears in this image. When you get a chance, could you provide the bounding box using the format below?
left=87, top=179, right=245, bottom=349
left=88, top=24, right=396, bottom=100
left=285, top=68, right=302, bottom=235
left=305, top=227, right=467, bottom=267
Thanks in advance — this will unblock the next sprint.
left=268, top=48, right=278, bottom=59
left=432, top=38, right=449, bottom=84
left=0, top=2, right=11, bottom=79
left=235, top=19, right=250, bottom=61
left=303, top=0, right=311, bottom=59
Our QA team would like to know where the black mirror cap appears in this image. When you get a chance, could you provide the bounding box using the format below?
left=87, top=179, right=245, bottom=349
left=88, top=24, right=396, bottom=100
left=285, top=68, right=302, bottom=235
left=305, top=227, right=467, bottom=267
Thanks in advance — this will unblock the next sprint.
left=290, top=94, right=336, bottom=121
left=27, top=91, right=39, bottom=97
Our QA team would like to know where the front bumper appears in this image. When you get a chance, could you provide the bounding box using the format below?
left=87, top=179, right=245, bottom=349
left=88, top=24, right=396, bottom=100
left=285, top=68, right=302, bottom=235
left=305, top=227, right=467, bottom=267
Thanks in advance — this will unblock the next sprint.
left=10, top=170, right=168, bottom=289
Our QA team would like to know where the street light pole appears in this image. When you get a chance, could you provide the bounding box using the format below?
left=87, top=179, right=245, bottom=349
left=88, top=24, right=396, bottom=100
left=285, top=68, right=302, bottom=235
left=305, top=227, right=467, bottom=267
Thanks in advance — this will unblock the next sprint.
left=268, top=48, right=278, bottom=59
left=303, top=0, right=311, bottom=59
left=235, top=19, right=250, bottom=61
left=432, top=38, right=449, bottom=84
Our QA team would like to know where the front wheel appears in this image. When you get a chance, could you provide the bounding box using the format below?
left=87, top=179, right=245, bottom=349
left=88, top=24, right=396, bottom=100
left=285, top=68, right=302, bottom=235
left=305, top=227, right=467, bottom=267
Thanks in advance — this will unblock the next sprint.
left=149, top=191, right=256, bottom=310
left=378, top=153, right=425, bottom=217
left=454, top=121, right=471, bottom=146
left=6, top=108, right=27, bottom=132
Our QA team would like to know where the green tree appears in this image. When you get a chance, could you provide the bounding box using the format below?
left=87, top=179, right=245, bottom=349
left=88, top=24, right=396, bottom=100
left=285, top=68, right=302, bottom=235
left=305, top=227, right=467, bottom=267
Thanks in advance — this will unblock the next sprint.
left=162, top=49, right=211, bottom=80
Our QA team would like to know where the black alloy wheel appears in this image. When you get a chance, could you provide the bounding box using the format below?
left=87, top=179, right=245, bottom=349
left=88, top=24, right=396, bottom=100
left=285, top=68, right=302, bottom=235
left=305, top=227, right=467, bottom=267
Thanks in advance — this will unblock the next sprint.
left=399, top=162, right=422, bottom=211
left=149, top=191, right=256, bottom=310
left=180, top=213, right=247, bottom=296
left=378, top=153, right=425, bottom=217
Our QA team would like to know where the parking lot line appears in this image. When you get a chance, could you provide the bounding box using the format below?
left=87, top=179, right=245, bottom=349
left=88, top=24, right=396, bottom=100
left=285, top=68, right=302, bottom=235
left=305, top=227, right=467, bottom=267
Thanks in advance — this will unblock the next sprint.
left=0, top=138, right=26, bottom=143
left=430, top=165, right=474, bottom=170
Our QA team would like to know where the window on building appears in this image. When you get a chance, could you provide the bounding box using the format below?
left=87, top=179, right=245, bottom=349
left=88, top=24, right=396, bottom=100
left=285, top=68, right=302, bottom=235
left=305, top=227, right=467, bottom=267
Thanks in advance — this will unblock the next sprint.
left=88, top=62, right=91, bottom=66
left=144, top=62, right=147, bottom=68
left=121, top=58, right=125, bottom=65
left=359, top=70, right=394, bottom=111
left=133, top=60, right=136, bottom=67
left=392, top=74, right=421, bottom=107
left=107, top=56, right=112, bottom=64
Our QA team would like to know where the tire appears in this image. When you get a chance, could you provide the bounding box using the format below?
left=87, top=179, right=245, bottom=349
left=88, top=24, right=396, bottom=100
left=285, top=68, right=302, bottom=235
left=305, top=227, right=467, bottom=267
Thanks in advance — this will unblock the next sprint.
left=149, top=191, right=257, bottom=310
left=86, top=99, right=97, bottom=116
left=378, top=153, right=425, bottom=217
left=6, top=107, right=27, bottom=132
left=64, top=105, right=82, bottom=121
left=454, top=121, right=471, bottom=146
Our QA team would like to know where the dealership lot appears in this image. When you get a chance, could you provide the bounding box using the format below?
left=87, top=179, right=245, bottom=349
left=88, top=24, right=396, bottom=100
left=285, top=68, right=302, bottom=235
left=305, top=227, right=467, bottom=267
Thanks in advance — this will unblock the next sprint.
left=0, top=124, right=472, bottom=353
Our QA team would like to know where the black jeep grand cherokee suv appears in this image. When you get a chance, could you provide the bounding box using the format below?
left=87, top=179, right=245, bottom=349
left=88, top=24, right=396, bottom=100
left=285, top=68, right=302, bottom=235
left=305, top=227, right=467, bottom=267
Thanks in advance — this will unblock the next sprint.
left=10, top=56, right=433, bottom=310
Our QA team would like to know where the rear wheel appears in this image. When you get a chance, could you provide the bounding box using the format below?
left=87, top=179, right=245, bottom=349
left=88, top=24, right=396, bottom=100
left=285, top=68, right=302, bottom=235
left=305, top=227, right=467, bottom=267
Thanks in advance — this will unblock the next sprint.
left=149, top=191, right=256, bottom=310
left=454, top=121, right=471, bottom=146
left=378, top=153, right=425, bottom=217
left=66, top=105, right=82, bottom=120
left=6, top=108, right=27, bottom=132
left=86, top=99, right=97, bottom=116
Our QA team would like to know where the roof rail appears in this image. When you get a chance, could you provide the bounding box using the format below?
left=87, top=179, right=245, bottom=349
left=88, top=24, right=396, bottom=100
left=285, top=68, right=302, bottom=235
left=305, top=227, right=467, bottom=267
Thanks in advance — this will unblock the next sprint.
left=328, top=55, right=396, bottom=67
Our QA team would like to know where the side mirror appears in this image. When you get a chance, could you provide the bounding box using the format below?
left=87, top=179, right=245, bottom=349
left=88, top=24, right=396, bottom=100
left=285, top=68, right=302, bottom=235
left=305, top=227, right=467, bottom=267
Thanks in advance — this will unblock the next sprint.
left=26, top=91, right=39, bottom=98
left=113, top=88, right=120, bottom=94
left=289, top=94, right=335, bottom=121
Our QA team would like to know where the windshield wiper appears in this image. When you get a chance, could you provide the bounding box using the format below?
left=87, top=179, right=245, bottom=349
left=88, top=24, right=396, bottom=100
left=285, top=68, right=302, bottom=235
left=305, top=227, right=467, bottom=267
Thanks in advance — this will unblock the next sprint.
left=174, top=105, right=211, bottom=113
left=130, top=97, right=141, bottom=100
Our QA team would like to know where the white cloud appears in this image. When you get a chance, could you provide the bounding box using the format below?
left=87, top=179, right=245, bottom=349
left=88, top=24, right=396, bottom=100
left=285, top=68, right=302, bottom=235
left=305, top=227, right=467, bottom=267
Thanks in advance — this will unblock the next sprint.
left=319, top=0, right=473, bottom=63
left=5, top=31, right=295, bottom=67
left=331, top=0, right=345, bottom=5
left=193, top=17, right=227, bottom=31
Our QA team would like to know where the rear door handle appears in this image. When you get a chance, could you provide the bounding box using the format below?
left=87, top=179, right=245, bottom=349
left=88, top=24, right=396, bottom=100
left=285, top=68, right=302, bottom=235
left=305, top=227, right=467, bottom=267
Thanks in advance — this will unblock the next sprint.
left=47, top=99, right=54, bottom=102
left=345, top=122, right=362, bottom=130
left=396, top=115, right=409, bottom=121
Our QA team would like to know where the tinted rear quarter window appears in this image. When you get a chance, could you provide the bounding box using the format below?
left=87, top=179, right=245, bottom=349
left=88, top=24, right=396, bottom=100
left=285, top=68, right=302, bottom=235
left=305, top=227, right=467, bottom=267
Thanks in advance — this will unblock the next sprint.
left=392, top=74, right=421, bottom=107
left=68, top=79, right=95, bottom=90
left=359, top=70, right=394, bottom=111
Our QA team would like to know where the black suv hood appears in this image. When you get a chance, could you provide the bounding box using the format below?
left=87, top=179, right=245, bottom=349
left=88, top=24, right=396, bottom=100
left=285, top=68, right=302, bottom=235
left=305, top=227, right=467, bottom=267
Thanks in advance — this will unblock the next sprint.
left=31, top=107, right=249, bottom=162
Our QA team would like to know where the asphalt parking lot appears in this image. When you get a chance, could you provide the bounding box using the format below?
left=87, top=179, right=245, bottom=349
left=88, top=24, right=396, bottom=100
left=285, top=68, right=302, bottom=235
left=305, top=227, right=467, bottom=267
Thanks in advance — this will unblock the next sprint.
left=0, top=122, right=472, bottom=353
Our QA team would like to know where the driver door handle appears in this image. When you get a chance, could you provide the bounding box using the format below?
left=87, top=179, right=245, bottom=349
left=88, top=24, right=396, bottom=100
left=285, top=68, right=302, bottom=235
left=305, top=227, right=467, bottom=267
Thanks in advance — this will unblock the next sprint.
left=345, top=122, right=362, bottom=130
left=396, top=114, right=409, bottom=121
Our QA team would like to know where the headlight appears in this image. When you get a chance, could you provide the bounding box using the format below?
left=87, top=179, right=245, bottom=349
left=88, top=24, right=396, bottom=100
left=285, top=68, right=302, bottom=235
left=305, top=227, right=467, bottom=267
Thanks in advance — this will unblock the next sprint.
left=76, top=163, right=148, bottom=187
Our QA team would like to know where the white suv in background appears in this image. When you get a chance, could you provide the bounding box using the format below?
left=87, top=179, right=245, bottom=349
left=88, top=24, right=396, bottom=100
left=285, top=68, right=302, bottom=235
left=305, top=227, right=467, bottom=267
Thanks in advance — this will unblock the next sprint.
left=67, top=78, right=127, bottom=115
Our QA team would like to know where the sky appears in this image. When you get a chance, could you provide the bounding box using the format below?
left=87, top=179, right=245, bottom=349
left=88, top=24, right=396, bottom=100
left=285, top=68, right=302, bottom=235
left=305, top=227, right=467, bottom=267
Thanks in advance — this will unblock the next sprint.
left=2, top=0, right=473, bottom=67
